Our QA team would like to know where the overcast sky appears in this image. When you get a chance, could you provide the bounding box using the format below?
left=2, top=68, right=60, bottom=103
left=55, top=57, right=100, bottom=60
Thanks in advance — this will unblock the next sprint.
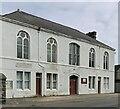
left=0, top=1, right=118, bottom=64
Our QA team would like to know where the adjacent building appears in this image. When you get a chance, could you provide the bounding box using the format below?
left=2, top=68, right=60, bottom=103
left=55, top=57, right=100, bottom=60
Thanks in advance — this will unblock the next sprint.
left=115, top=65, right=120, bottom=93
left=0, top=10, right=115, bottom=98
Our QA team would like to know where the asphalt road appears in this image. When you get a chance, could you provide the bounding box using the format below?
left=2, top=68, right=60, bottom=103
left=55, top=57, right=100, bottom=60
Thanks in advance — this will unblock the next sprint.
left=1, top=93, right=119, bottom=108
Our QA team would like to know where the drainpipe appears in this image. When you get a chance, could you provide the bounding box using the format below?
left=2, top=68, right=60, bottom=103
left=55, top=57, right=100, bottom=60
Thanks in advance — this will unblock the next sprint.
left=37, top=27, right=45, bottom=96
left=37, top=27, right=45, bottom=69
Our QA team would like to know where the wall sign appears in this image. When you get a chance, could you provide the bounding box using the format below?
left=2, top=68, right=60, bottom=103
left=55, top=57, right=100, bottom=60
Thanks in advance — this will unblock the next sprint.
left=81, top=78, right=87, bottom=84
left=16, top=62, right=32, bottom=68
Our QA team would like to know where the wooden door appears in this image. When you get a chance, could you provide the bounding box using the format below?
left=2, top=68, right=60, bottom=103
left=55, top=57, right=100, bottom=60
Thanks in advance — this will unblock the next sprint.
left=36, top=73, right=41, bottom=95
left=98, top=77, right=101, bottom=94
left=70, top=79, right=76, bottom=95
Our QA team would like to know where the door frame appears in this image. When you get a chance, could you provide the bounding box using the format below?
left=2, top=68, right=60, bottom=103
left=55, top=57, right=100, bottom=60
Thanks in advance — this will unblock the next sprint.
left=69, top=75, right=78, bottom=95
left=36, top=73, right=42, bottom=95
left=98, top=77, right=101, bottom=94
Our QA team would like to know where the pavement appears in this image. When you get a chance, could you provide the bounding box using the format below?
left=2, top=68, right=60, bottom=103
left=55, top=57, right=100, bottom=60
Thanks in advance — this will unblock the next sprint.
left=1, top=93, right=119, bottom=107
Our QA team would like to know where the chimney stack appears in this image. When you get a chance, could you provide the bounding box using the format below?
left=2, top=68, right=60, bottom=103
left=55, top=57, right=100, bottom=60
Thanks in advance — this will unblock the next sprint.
left=86, top=31, right=97, bottom=39
left=17, top=9, right=20, bottom=12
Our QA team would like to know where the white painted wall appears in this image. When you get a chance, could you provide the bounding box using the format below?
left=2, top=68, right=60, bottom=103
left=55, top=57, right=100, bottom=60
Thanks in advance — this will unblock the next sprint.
left=0, top=19, right=115, bottom=98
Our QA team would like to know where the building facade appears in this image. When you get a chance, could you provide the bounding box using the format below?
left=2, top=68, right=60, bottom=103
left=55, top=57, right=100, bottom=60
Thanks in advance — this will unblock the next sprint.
left=0, top=10, right=115, bottom=98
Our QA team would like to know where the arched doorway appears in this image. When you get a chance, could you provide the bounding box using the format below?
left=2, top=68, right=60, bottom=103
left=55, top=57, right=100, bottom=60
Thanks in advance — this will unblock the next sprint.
left=70, top=75, right=78, bottom=95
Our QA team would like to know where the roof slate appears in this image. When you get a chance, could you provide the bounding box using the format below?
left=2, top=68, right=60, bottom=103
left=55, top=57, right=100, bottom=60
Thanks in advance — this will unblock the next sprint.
left=2, top=10, right=115, bottom=51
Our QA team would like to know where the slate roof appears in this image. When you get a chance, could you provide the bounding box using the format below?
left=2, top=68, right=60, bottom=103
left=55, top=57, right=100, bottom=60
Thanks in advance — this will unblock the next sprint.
left=2, top=10, right=115, bottom=51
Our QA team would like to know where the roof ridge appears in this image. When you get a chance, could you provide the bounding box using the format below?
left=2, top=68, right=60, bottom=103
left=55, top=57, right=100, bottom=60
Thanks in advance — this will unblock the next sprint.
left=2, top=10, right=18, bottom=17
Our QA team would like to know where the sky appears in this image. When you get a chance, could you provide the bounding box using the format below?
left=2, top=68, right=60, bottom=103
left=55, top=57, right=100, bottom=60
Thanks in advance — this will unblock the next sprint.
left=0, top=1, right=119, bottom=64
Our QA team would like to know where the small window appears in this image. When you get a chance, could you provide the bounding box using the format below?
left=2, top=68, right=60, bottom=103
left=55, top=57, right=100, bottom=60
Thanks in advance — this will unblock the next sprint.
left=103, top=52, right=109, bottom=70
left=69, top=43, right=80, bottom=65
left=104, top=77, right=109, bottom=89
left=17, top=30, right=30, bottom=59
left=89, top=48, right=95, bottom=67
left=16, top=71, right=31, bottom=90
left=47, top=38, right=57, bottom=63
left=46, top=73, right=58, bottom=90
left=47, top=73, right=51, bottom=89
left=89, top=76, right=95, bottom=89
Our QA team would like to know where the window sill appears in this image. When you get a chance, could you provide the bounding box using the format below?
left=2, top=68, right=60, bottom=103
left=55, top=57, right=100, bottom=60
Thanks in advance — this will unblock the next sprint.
left=52, top=89, right=57, bottom=90
left=103, top=69, right=109, bottom=71
left=104, top=89, right=109, bottom=90
left=46, top=62, right=57, bottom=65
left=24, top=89, right=31, bottom=91
left=17, top=89, right=23, bottom=91
left=17, top=58, right=30, bottom=61
left=89, top=67, right=96, bottom=69
left=89, top=88, right=95, bottom=90
left=46, top=89, right=51, bottom=90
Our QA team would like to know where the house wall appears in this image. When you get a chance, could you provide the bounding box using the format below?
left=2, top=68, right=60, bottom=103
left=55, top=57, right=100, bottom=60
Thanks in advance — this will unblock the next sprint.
left=0, top=19, right=115, bottom=98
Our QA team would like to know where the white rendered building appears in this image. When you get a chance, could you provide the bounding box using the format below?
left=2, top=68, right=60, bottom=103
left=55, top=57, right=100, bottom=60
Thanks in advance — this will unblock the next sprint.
left=0, top=10, right=115, bottom=98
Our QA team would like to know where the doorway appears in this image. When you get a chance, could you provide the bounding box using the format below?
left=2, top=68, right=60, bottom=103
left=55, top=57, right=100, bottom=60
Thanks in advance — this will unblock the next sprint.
left=98, top=77, right=101, bottom=94
left=36, top=73, right=42, bottom=95
left=70, top=75, right=78, bottom=95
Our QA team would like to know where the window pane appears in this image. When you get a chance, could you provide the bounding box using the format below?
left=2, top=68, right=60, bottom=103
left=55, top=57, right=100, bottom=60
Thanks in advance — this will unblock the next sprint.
left=89, top=52, right=91, bottom=67
left=47, top=43, right=51, bottom=62
left=77, top=55, right=79, bottom=65
left=72, top=54, right=75, bottom=65
left=92, top=77, right=95, bottom=89
left=24, top=46, right=29, bottom=59
left=53, top=74, right=57, bottom=89
left=106, top=56, right=109, bottom=69
left=52, top=45, right=57, bottom=62
left=24, top=39, right=29, bottom=59
left=53, top=82, right=57, bottom=89
left=103, top=77, right=105, bottom=88
left=89, top=76, right=91, bottom=89
left=47, top=74, right=51, bottom=89
left=107, top=78, right=109, bottom=89
left=17, top=71, right=23, bottom=89
left=103, top=56, right=106, bottom=69
left=17, top=37, right=22, bottom=58
left=24, top=39, right=29, bottom=46
left=69, top=54, right=72, bottom=64
left=24, top=72, right=30, bottom=89
left=17, top=45, right=22, bottom=58
left=25, top=81, right=30, bottom=89
left=17, top=37, right=22, bottom=44
left=17, top=81, right=23, bottom=89
left=47, top=82, right=51, bottom=89
left=17, top=71, right=23, bottom=80
left=25, top=72, right=30, bottom=80
left=53, top=74, right=57, bottom=81
left=77, top=46, right=80, bottom=55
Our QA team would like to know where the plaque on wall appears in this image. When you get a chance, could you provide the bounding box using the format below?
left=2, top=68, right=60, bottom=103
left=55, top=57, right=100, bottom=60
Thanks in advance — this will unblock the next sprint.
left=16, top=62, right=32, bottom=68
left=81, top=78, right=87, bottom=84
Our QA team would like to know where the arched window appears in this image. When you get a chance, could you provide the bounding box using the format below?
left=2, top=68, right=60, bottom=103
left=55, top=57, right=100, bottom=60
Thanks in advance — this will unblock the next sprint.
left=47, top=38, right=57, bottom=63
left=69, top=43, right=80, bottom=65
left=103, top=52, right=109, bottom=70
left=17, top=30, right=30, bottom=59
left=89, top=48, right=95, bottom=67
